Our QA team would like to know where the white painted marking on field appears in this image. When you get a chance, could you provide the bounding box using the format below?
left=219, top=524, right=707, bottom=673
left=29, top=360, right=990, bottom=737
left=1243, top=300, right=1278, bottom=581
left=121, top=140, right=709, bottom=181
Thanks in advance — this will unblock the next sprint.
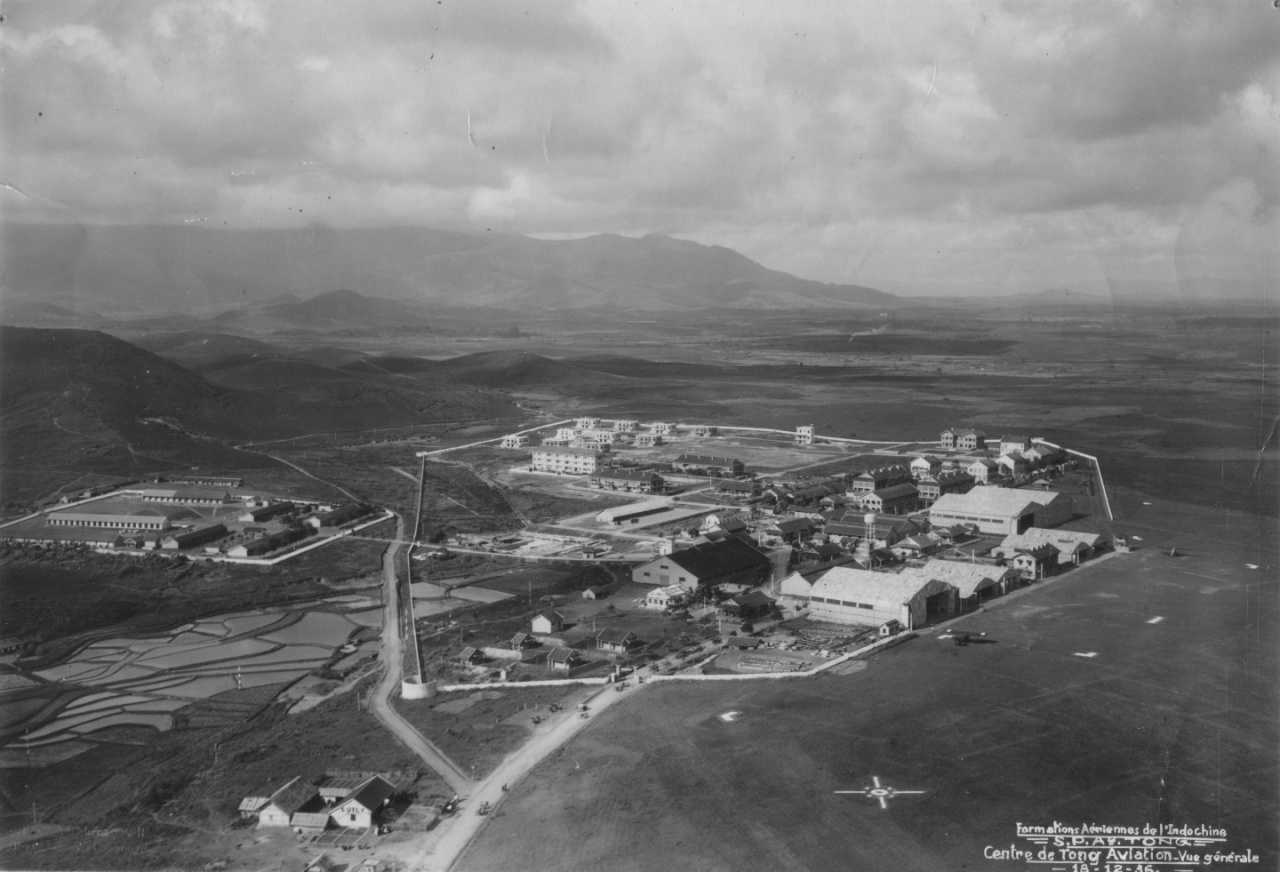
left=1245, top=563, right=1258, bottom=569
left=1073, top=652, right=1098, bottom=658
left=719, top=711, right=741, bottom=722
left=835, top=775, right=926, bottom=810
left=1146, top=616, right=1164, bottom=624
left=1142, top=502, right=1152, bottom=505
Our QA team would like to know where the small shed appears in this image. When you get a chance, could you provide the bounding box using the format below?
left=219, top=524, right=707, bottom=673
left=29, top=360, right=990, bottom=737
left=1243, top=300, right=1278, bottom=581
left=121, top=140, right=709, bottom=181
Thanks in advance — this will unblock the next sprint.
left=459, top=647, right=485, bottom=665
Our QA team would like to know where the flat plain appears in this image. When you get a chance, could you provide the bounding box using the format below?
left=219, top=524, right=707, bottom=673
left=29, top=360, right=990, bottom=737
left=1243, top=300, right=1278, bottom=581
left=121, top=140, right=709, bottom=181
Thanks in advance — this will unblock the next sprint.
left=460, top=496, right=1276, bottom=872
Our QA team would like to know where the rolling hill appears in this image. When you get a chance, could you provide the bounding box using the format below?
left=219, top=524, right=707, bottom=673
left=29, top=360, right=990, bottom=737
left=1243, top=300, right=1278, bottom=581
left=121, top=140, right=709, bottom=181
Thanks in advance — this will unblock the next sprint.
left=210, top=289, right=436, bottom=332
left=2, top=223, right=897, bottom=313
left=0, top=327, right=521, bottom=502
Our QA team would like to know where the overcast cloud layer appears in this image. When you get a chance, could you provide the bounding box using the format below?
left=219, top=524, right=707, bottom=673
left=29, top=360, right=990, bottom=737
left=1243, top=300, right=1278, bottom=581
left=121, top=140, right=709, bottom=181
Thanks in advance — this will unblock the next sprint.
left=3, top=0, right=1277, bottom=298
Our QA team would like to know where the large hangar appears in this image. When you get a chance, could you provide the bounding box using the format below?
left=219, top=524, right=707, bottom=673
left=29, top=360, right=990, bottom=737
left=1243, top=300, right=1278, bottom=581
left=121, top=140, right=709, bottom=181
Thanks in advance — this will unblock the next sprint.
left=808, top=566, right=955, bottom=629
left=928, top=487, right=1072, bottom=536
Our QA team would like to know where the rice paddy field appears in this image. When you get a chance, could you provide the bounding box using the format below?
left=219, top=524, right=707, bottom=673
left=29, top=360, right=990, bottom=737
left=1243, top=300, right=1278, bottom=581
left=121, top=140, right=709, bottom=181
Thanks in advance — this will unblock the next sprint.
left=0, top=605, right=370, bottom=767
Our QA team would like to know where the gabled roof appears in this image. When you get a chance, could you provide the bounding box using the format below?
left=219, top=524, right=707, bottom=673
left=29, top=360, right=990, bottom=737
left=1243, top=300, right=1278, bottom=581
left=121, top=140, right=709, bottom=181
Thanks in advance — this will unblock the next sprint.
left=263, top=777, right=314, bottom=816
left=337, top=775, right=396, bottom=813
left=968, top=458, right=999, bottom=469
left=999, top=528, right=1101, bottom=554
left=662, top=536, right=771, bottom=580
left=811, top=566, right=940, bottom=606
left=771, top=517, right=813, bottom=535
left=459, top=646, right=482, bottom=660
left=824, top=522, right=864, bottom=537
left=673, top=454, right=741, bottom=466
left=238, top=796, right=269, bottom=813
left=731, top=591, right=775, bottom=609
left=536, top=610, right=565, bottom=623
left=547, top=646, right=580, bottom=663
left=909, top=559, right=1010, bottom=597
left=596, top=628, right=638, bottom=645
left=1013, top=543, right=1058, bottom=561
left=932, top=487, right=1066, bottom=519
left=869, top=483, right=918, bottom=500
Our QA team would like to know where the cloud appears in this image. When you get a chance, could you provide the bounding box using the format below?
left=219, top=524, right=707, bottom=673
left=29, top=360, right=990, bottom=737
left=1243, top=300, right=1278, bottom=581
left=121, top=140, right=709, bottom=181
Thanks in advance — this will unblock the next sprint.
left=2, top=0, right=1276, bottom=296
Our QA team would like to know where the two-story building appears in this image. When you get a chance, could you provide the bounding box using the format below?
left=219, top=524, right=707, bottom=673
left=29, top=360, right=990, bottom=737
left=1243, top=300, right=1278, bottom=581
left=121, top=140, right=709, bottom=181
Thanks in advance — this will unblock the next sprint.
left=532, top=446, right=603, bottom=475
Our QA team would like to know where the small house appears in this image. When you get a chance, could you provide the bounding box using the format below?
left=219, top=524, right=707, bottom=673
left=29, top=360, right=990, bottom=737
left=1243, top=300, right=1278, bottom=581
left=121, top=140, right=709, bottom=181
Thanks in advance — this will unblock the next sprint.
left=595, top=628, right=639, bottom=652
left=531, top=611, right=566, bottom=635
left=546, top=646, right=582, bottom=673
left=257, top=777, right=316, bottom=828
left=329, top=775, right=396, bottom=830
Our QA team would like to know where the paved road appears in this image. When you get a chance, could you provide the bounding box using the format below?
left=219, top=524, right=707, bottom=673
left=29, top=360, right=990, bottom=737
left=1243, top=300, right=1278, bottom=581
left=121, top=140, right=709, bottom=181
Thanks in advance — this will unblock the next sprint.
left=367, top=513, right=471, bottom=794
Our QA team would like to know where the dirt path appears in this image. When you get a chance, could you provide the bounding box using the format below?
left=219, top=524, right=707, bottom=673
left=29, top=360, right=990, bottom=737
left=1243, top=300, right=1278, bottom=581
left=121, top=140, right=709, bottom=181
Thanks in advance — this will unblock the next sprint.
left=367, top=513, right=471, bottom=794
left=266, top=452, right=362, bottom=502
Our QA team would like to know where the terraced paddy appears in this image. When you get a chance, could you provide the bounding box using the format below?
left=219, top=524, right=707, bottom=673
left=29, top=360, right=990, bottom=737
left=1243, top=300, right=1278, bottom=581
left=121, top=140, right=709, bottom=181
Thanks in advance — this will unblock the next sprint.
left=0, top=606, right=370, bottom=765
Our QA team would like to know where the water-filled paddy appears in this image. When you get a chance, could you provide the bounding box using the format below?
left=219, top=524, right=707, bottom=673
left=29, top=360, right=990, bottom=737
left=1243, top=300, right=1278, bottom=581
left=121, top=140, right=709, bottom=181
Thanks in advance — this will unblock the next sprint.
left=346, top=608, right=383, bottom=627
left=139, top=637, right=276, bottom=669
left=5, top=600, right=377, bottom=764
left=221, top=613, right=284, bottom=636
left=260, top=611, right=355, bottom=647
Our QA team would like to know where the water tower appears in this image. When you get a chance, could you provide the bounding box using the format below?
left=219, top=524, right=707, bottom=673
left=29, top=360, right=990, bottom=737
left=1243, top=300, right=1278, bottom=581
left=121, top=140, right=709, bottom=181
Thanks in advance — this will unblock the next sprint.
left=863, top=512, right=877, bottom=542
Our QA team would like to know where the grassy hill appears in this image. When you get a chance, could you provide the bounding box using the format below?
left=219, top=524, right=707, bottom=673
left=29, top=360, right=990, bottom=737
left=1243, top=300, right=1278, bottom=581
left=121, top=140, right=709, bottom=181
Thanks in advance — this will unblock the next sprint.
left=0, top=327, right=521, bottom=508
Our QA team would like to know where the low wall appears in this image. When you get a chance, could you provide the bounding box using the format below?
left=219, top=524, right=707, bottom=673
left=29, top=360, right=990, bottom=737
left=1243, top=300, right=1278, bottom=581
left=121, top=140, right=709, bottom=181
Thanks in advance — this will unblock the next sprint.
left=433, top=678, right=610, bottom=692
left=401, top=677, right=435, bottom=700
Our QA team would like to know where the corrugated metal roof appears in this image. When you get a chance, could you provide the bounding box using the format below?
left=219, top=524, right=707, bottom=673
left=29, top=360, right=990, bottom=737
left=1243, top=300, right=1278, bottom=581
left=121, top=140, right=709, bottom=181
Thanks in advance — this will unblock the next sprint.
left=909, top=559, right=1009, bottom=597
left=811, top=566, right=937, bottom=605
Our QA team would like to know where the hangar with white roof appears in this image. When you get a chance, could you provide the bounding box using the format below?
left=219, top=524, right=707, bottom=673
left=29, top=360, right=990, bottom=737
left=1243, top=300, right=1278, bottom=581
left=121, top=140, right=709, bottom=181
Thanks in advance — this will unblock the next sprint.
left=928, top=486, right=1072, bottom=536
left=808, top=566, right=956, bottom=629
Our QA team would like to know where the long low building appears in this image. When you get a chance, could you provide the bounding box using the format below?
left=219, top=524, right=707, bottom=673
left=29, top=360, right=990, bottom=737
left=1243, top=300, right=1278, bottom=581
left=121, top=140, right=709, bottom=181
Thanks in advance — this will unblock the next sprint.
left=928, top=487, right=1072, bottom=535
left=48, top=510, right=171, bottom=530
left=632, top=535, right=771, bottom=590
left=808, top=566, right=956, bottom=629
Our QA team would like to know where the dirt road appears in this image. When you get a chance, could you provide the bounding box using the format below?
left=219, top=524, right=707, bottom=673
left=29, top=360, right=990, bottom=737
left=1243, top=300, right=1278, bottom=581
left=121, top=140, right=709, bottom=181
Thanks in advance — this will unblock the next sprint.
left=367, top=513, right=472, bottom=794
left=411, top=679, right=644, bottom=872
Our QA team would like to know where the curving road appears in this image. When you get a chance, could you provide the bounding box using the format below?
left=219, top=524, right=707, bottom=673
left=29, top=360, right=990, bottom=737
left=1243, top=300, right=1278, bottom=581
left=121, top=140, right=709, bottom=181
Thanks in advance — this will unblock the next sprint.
left=367, top=513, right=471, bottom=794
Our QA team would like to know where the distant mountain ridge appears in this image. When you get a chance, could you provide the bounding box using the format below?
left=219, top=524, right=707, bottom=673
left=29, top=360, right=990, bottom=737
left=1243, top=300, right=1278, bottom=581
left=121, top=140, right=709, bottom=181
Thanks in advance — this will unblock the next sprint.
left=1, top=223, right=897, bottom=313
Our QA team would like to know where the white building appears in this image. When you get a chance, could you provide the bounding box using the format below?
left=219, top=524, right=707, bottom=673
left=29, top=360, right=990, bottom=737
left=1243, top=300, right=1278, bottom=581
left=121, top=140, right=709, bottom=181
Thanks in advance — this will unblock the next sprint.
left=532, top=446, right=602, bottom=474
left=613, top=419, right=640, bottom=432
left=993, top=528, right=1104, bottom=566
left=651, top=422, right=676, bottom=435
left=795, top=425, right=814, bottom=445
left=966, top=458, right=1000, bottom=483
left=575, top=417, right=602, bottom=430
left=912, top=559, right=1018, bottom=605
left=929, top=487, right=1072, bottom=536
left=808, top=566, right=956, bottom=629
left=500, top=434, right=531, bottom=449
left=644, top=584, right=691, bottom=610
left=910, top=456, right=942, bottom=480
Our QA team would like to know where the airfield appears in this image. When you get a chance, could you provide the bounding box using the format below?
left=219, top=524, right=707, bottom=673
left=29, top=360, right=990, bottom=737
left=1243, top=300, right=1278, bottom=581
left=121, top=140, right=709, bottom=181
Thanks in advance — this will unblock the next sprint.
left=458, top=492, right=1277, bottom=872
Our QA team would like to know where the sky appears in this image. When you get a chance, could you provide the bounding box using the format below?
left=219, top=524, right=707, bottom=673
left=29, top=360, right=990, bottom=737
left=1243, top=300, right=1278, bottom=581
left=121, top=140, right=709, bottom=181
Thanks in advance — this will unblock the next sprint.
left=3, top=0, right=1278, bottom=298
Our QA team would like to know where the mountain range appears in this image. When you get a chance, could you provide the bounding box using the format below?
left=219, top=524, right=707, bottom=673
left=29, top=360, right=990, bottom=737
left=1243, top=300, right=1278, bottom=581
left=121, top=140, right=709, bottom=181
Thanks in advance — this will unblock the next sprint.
left=1, top=223, right=896, bottom=314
